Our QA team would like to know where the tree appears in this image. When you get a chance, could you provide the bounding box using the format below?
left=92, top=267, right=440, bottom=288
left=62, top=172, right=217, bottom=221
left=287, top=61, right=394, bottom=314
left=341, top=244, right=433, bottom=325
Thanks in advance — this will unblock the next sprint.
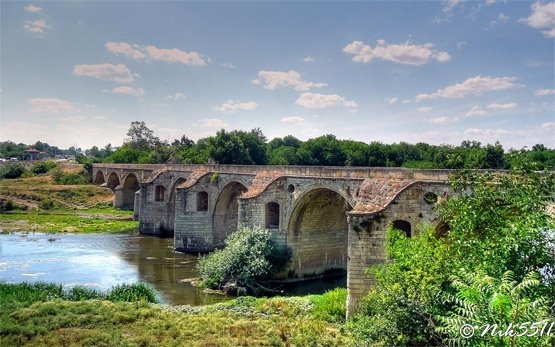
left=125, top=121, right=160, bottom=150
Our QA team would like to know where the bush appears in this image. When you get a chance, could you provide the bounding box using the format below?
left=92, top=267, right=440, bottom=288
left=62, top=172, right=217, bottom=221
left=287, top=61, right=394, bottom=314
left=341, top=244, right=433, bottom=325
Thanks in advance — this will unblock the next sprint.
left=197, top=226, right=291, bottom=292
left=30, top=161, right=57, bottom=175
left=0, top=163, right=26, bottom=179
left=309, top=288, right=347, bottom=323
left=50, top=168, right=89, bottom=185
left=38, top=199, right=55, bottom=210
left=0, top=199, right=28, bottom=212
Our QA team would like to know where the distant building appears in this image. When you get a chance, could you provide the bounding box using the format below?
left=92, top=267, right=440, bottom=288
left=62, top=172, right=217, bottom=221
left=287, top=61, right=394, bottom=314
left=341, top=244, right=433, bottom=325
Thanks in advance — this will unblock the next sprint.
left=23, top=148, right=47, bottom=161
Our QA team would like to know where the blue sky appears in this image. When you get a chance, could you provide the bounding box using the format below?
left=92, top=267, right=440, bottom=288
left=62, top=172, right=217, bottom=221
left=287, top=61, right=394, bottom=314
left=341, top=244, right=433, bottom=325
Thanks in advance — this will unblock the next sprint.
left=1, top=1, right=554, bottom=149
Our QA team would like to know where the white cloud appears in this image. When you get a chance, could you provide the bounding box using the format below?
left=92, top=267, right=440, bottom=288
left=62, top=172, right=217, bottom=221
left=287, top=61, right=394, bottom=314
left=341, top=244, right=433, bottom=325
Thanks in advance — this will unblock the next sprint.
left=465, top=105, right=487, bottom=117
left=520, top=1, right=555, bottom=38
left=73, top=63, right=134, bottom=83
left=281, top=116, right=306, bottom=124
left=295, top=93, right=358, bottom=109
left=167, top=92, right=186, bottom=101
left=303, top=57, right=315, bottom=62
left=498, top=13, right=510, bottom=22
left=24, top=4, right=42, bottom=13
left=197, top=118, right=228, bottom=128
left=402, top=99, right=411, bottom=104
left=23, top=19, right=49, bottom=33
left=415, top=75, right=520, bottom=101
left=385, top=97, right=399, bottom=105
left=457, top=41, right=467, bottom=50
left=220, top=62, right=235, bottom=69
left=28, top=98, right=75, bottom=113
left=429, top=116, right=456, bottom=125
left=214, top=100, right=258, bottom=113
left=542, top=122, right=555, bottom=129
left=252, top=70, right=327, bottom=91
left=486, top=103, right=517, bottom=110
left=535, top=88, right=555, bottom=96
left=464, top=128, right=526, bottom=136
left=107, top=86, right=145, bottom=97
left=418, top=106, right=434, bottom=112
left=105, top=41, right=207, bottom=65
left=343, top=39, right=451, bottom=65
left=442, top=0, right=463, bottom=13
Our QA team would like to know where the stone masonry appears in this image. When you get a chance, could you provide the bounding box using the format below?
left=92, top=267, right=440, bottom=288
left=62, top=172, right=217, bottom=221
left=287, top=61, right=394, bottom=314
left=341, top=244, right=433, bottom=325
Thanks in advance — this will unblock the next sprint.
left=93, top=163, right=453, bottom=318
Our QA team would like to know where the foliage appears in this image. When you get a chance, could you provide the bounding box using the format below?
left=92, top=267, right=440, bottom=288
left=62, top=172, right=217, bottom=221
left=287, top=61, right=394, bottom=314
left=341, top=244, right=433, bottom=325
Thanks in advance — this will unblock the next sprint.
left=30, top=161, right=57, bottom=175
left=50, top=168, right=90, bottom=185
left=38, top=199, right=55, bottom=210
left=0, top=163, right=26, bottom=179
left=0, top=199, right=28, bottom=212
left=125, top=121, right=160, bottom=150
left=352, top=170, right=555, bottom=346
left=104, top=283, right=159, bottom=303
left=198, top=226, right=291, bottom=292
left=308, top=288, right=347, bottom=323
left=436, top=271, right=552, bottom=347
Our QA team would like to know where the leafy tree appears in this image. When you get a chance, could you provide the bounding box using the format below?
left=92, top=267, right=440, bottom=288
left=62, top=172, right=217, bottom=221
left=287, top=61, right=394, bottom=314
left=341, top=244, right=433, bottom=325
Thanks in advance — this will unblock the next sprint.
left=205, top=129, right=253, bottom=164
left=297, top=134, right=346, bottom=166
left=125, top=121, right=160, bottom=150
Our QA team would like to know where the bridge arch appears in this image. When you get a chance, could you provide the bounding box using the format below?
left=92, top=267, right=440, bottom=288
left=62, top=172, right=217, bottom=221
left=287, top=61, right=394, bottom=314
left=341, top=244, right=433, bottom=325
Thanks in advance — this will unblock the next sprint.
left=287, top=187, right=352, bottom=276
left=106, top=172, right=120, bottom=190
left=121, top=173, right=140, bottom=209
left=94, top=171, right=105, bottom=185
left=212, top=181, right=248, bottom=247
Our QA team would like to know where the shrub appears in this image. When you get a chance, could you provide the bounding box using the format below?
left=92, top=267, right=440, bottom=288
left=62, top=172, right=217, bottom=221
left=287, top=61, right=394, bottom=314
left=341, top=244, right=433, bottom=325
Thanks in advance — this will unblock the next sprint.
left=30, top=161, right=57, bottom=175
left=309, top=288, right=347, bottom=323
left=65, top=286, right=102, bottom=301
left=197, top=226, right=291, bottom=292
left=38, top=199, right=55, bottom=210
left=0, top=199, right=28, bottom=212
left=50, top=168, right=89, bottom=185
left=0, top=163, right=25, bottom=179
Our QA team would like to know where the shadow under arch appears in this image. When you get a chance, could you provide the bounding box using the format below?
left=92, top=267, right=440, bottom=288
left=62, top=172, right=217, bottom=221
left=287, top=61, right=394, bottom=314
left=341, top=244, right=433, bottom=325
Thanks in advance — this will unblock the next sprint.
left=94, top=171, right=105, bottom=185
left=287, top=187, right=352, bottom=277
left=212, top=181, right=248, bottom=247
left=106, top=172, right=120, bottom=190
left=121, top=173, right=140, bottom=210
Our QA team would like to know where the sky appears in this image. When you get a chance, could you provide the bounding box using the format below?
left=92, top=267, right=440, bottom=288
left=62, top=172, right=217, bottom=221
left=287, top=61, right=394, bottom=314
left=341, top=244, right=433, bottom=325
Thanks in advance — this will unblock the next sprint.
left=1, top=0, right=554, bottom=150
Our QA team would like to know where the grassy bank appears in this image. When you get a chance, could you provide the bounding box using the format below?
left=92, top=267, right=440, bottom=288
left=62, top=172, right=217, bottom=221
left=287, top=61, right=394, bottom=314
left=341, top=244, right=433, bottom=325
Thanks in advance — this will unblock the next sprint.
left=0, top=283, right=350, bottom=346
left=0, top=165, right=138, bottom=233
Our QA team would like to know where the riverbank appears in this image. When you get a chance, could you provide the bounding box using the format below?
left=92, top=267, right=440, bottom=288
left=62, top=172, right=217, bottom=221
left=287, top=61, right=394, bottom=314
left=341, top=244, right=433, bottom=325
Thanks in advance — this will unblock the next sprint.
left=0, top=166, right=138, bottom=233
left=0, top=282, right=351, bottom=346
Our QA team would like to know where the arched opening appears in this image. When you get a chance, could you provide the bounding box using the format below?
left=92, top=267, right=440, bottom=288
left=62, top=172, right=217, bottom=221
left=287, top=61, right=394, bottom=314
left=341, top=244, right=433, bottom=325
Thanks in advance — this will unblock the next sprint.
left=265, top=202, right=280, bottom=229
left=392, top=219, right=411, bottom=238
left=107, top=172, right=120, bottom=190
left=196, top=191, right=208, bottom=212
left=122, top=174, right=139, bottom=210
left=167, top=178, right=187, bottom=235
left=435, top=221, right=450, bottom=238
left=212, top=181, right=247, bottom=247
left=288, top=188, right=351, bottom=277
left=155, top=185, right=165, bottom=202
left=94, top=171, right=105, bottom=185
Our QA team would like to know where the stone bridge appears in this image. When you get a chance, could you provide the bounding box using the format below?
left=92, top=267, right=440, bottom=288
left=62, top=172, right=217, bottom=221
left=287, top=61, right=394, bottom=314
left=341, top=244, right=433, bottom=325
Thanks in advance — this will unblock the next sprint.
left=92, top=163, right=453, bottom=317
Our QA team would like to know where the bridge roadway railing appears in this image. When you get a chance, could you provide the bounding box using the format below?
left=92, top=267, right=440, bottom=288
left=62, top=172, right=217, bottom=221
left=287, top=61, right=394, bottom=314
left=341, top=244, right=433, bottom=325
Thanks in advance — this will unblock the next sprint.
left=92, top=163, right=456, bottom=181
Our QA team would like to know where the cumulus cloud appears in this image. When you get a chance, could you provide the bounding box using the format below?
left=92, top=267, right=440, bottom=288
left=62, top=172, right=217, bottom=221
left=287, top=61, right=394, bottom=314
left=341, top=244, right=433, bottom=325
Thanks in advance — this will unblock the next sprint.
left=167, top=92, right=186, bottom=101
left=418, top=106, right=433, bottom=112
left=107, top=86, right=145, bottom=97
left=28, top=98, right=75, bottom=113
left=429, top=116, right=456, bottom=125
left=23, top=19, right=49, bottom=33
left=542, top=122, right=555, bottom=129
left=535, top=88, right=555, bottom=96
left=303, top=57, right=315, bottom=62
left=415, top=76, right=520, bottom=101
left=105, top=41, right=206, bottom=65
left=465, top=106, right=487, bottom=117
left=520, top=1, right=555, bottom=38
left=252, top=70, right=327, bottom=91
left=281, top=116, right=306, bottom=124
left=73, top=63, right=134, bottom=83
left=295, top=93, right=358, bottom=109
left=197, top=118, right=227, bottom=128
left=385, top=97, right=399, bottom=105
left=343, top=39, right=451, bottom=65
left=486, top=103, right=517, bottom=110
left=464, top=128, right=525, bottom=136
left=24, top=4, right=42, bottom=13
left=214, top=100, right=258, bottom=113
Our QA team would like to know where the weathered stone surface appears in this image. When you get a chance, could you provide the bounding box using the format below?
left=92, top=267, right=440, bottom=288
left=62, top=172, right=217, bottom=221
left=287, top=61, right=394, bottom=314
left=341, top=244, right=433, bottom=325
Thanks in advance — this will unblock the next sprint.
left=93, top=163, right=453, bottom=318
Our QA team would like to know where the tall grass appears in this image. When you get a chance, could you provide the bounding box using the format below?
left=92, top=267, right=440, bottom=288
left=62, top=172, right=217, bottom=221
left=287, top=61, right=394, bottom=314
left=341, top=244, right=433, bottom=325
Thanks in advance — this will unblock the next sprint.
left=0, top=282, right=160, bottom=306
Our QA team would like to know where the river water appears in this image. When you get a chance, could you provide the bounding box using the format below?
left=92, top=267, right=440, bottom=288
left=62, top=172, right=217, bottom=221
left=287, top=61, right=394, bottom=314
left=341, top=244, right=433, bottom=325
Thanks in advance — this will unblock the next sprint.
left=0, top=232, right=345, bottom=305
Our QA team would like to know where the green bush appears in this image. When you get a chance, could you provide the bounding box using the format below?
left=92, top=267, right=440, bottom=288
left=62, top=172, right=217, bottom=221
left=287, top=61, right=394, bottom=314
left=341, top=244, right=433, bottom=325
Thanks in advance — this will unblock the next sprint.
left=0, top=199, right=28, bottom=212
left=50, top=168, right=89, bottom=185
left=309, top=288, right=347, bottom=323
left=197, top=226, right=291, bottom=292
left=30, top=161, right=57, bottom=175
left=38, top=199, right=55, bottom=210
left=0, top=163, right=26, bottom=179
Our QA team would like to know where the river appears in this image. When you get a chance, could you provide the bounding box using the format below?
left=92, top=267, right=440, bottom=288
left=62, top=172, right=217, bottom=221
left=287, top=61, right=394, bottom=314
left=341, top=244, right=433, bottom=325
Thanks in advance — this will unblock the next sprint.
left=0, top=232, right=345, bottom=305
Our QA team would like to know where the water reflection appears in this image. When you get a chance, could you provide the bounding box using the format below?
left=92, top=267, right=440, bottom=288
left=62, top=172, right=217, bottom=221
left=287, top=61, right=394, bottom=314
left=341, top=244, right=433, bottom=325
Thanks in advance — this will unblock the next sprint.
left=0, top=232, right=347, bottom=305
left=0, top=232, right=228, bottom=305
